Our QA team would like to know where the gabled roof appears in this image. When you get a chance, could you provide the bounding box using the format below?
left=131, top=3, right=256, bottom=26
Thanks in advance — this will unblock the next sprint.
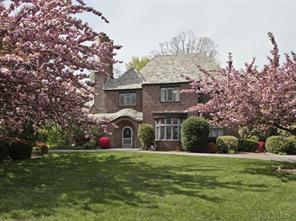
left=140, top=54, right=218, bottom=84
left=104, top=68, right=144, bottom=90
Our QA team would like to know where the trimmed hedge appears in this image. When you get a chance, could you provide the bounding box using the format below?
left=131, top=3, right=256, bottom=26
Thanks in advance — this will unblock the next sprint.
left=287, top=136, right=296, bottom=155
left=0, top=139, right=10, bottom=161
left=238, top=138, right=258, bottom=152
left=9, top=142, right=32, bottom=160
left=0, top=136, right=32, bottom=160
left=181, top=117, right=209, bottom=152
left=138, top=124, right=154, bottom=150
left=216, top=136, right=238, bottom=153
left=265, top=136, right=290, bottom=154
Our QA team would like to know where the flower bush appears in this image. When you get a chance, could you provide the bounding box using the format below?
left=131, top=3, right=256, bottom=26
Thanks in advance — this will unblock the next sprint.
left=98, top=136, right=110, bottom=149
left=33, top=141, right=48, bottom=156
left=258, top=141, right=265, bottom=152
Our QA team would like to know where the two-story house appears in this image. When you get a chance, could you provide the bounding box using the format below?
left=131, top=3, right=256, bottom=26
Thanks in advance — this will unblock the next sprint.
left=91, top=53, right=232, bottom=150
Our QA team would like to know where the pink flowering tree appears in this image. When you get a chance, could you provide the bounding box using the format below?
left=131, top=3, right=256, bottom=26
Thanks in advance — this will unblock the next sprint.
left=183, top=33, right=296, bottom=135
left=0, top=0, right=119, bottom=136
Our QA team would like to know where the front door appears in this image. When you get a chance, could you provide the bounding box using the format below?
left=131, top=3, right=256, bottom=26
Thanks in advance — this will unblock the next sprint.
left=122, top=127, right=133, bottom=148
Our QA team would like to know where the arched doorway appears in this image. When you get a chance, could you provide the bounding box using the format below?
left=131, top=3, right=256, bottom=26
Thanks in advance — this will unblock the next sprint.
left=122, top=126, right=133, bottom=148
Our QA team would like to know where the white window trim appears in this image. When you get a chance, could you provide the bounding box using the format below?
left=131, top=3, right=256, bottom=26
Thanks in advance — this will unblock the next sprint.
left=155, top=118, right=181, bottom=141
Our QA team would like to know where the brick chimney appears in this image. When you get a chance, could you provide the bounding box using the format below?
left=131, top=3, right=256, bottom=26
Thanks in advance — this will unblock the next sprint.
left=93, top=33, right=113, bottom=113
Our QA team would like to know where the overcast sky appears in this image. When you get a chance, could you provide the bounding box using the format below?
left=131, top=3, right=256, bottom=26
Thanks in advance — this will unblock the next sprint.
left=82, top=0, right=296, bottom=75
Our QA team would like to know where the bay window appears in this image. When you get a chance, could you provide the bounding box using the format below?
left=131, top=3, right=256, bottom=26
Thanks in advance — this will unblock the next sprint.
left=155, top=118, right=181, bottom=141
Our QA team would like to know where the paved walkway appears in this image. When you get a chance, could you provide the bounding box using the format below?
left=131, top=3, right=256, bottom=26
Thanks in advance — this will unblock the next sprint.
left=49, top=148, right=296, bottom=163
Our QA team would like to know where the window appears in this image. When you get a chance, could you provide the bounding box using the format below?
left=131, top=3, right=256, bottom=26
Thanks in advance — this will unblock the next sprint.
left=209, top=125, right=224, bottom=138
left=160, top=87, right=180, bottom=102
left=119, top=93, right=136, bottom=106
left=155, top=118, right=181, bottom=141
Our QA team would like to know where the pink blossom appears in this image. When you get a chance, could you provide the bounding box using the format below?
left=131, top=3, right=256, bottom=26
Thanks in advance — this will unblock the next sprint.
left=184, top=33, right=296, bottom=135
left=0, top=0, right=119, bottom=135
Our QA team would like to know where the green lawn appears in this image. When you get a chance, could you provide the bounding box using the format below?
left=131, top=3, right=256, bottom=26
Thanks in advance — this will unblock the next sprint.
left=0, top=152, right=296, bottom=221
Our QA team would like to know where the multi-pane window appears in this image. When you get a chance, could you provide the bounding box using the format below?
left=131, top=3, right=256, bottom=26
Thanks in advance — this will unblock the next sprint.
left=160, top=87, right=180, bottom=102
left=209, top=125, right=224, bottom=138
left=119, top=93, right=136, bottom=106
left=155, top=118, right=181, bottom=141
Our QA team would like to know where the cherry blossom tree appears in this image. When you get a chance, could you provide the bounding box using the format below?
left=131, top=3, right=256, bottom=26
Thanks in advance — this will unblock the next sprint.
left=184, top=33, right=296, bottom=135
left=0, top=0, right=119, bottom=135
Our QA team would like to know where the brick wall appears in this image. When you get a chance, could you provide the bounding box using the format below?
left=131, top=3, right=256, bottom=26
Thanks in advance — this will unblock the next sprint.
left=104, top=89, right=142, bottom=113
left=142, top=83, right=199, bottom=124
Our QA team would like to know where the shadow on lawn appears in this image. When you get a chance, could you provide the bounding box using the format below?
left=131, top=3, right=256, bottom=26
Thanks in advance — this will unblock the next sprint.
left=0, top=153, right=291, bottom=219
left=243, top=160, right=296, bottom=183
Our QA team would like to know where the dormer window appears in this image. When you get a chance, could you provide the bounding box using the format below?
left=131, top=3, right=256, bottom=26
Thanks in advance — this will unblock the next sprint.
left=160, top=87, right=180, bottom=102
left=119, top=93, right=136, bottom=106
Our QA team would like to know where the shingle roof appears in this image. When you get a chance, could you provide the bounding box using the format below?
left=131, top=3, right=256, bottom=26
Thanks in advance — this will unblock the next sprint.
left=90, top=108, right=143, bottom=122
left=140, top=54, right=218, bottom=84
left=104, top=68, right=144, bottom=90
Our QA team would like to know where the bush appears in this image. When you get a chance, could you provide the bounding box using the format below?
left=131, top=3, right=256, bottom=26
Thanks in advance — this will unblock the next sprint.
left=46, top=124, right=69, bottom=148
left=238, top=126, right=278, bottom=141
left=238, top=138, right=258, bottom=152
left=82, top=140, right=97, bottom=149
left=249, top=136, right=260, bottom=142
left=181, top=117, right=209, bottom=152
left=0, top=137, right=10, bottom=161
left=287, top=136, right=296, bottom=155
left=69, top=124, right=104, bottom=147
left=9, top=140, right=32, bottom=160
left=36, top=129, right=48, bottom=143
left=265, top=136, right=291, bottom=154
left=216, top=136, right=238, bottom=153
left=258, top=141, right=265, bottom=152
left=98, top=136, right=110, bottom=149
left=138, top=124, right=154, bottom=150
left=207, top=142, right=218, bottom=153
left=71, top=126, right=90, bottom=146
left=33, top=141, right=48, bottom=156
left=208, top=137, right=217, bottom=144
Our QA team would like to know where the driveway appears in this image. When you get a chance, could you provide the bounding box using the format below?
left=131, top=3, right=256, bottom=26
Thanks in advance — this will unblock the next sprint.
left=49, top=148, right=296, bottom=163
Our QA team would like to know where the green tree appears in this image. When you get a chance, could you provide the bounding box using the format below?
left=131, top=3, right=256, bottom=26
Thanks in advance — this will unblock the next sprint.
left=138, top=124, right=154, bottom=150
left=126, top=56, right=150, bottom=72
left=181, top=117, right=209, bottom=152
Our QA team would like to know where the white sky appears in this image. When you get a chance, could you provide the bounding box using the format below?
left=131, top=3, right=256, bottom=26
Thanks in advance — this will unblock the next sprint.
left=82, top=0, right=296, bottom=75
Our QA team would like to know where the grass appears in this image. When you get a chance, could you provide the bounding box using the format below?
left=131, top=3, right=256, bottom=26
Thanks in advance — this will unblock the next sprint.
left=0, top=152, right=296, bottom=221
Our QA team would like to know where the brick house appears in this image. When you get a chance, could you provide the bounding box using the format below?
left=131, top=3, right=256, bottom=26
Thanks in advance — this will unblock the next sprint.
left=91, top=54, right=234, bottom=150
